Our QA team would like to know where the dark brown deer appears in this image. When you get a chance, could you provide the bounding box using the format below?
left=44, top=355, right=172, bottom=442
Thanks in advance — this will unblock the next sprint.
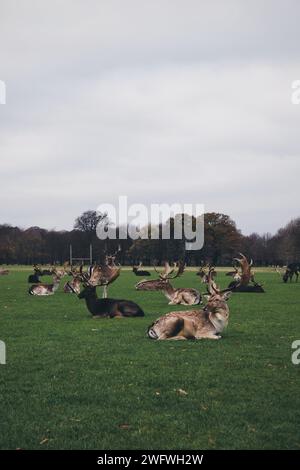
left=78, top=285, right=144, bottom=318
left=136, top=261, right=202, bottom=305
left=132, top=262, right=151, bottom=276
left=147, top=269, right=234, bottom=340
left=225, top=266, right=241, bottom=283
left=277, top=263, right=300, bottom=283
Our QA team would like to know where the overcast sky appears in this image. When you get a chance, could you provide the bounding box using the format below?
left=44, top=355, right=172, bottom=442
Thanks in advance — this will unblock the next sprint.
left=0, top=0, right=299, bottom=235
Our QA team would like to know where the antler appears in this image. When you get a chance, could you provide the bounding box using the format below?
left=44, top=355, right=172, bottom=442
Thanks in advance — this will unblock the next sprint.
left=153, top=261, right=184, bottom=280
left=206, top=267, right=219, bottom=295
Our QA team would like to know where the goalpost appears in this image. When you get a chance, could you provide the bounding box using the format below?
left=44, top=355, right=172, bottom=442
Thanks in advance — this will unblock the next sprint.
left=69, top=244, right=93, bottom=265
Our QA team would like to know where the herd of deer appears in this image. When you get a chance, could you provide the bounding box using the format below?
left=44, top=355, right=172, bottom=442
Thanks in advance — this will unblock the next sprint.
left=22, top=252, right=269, bottom=341
left=0, top=253, right=295, bottom=340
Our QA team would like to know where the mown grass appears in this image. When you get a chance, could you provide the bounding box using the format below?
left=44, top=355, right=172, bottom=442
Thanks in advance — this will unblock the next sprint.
left=0, top=269, right=299, bottom=450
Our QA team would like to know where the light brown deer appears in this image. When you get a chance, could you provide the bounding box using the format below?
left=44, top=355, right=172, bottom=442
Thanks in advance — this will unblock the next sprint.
left=136, top=261, right=202, bottom=305
left=228, top=253, right=264, bottom=292
left=196, top=264, right=217, bottom=283
left=147, top=268, right=234, bottom=340
left=0, top=268, right=9, bottom=276
left=28, top=268, right=64, bottom=296
left=63, top=267, right=82, bottom=294
left=80, top=253, right=121, bottom=298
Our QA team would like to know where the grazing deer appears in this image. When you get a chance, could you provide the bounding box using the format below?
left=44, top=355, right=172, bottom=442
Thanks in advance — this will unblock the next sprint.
left=277, top=263, right=300, bottom=283
left=28, top=269, right=64, bottom=296
left=136, top=261, right=202, bottom=305
left=228, top=254, right=264, bottom=293
left=132, top=262, right=151, bottom=276
left=147, top=269, right=233, bottom=340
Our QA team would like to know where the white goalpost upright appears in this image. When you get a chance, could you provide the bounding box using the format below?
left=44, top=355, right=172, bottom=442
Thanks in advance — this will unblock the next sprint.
left=69, top=244, right=93, bottom=265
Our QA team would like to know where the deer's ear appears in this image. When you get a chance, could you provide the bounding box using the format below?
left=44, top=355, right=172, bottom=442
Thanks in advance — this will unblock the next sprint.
left=222, top=291, right=232, bottom=301
left=203, top=294, right=211, bottom=300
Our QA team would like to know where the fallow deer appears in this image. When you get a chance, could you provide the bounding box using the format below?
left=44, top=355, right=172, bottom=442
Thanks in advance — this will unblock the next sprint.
left=136, top=261, right=202, bottom=305
left=79, top=252, right=121, bottom=298
left=28, top=269, right=64, bottom=296
left=277, top=263, right=300, bottom=283
left=28, top=265, right=42, bottom=283
left=77, top=264, right=144, bottom=318
left=225, top=266, right=241, bottom=283
left=147, top=269, right=233, bottom=340
left=196, top=264, right=217, bottom=283
left=132, top=262, right=151, bottom=276
left=228, top=253, right=264, bottom=293
left=0, top=268, right=9, bottom=276
left=63, top=267, right=82, bottom=294
left=78, top=285, right=144, bottom=318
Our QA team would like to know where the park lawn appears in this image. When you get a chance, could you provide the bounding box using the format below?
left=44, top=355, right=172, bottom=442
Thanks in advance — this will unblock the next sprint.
left=0, top=269, right=299, bottom=450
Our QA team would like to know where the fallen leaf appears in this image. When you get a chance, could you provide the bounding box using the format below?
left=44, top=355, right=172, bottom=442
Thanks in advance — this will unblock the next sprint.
left=176, top=388, right=188, bottom=396
left=39, top=438, right=49, bottom=445
left=119, top=424, right=130, bottom=430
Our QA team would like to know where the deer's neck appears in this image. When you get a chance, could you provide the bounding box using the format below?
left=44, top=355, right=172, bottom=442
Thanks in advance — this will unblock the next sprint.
left=53, top=277, right=61, bottom=291
left=162, top=282, right=175, bottom=299
left=85, top=292, right=99, bottom=315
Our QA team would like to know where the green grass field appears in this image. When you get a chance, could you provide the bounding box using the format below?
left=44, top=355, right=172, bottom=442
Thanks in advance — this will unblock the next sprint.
left=0, top=268, right=300, bottom=450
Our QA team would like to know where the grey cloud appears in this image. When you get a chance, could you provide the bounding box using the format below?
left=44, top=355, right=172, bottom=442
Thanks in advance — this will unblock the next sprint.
left=0, top=1, right=299, bottom=236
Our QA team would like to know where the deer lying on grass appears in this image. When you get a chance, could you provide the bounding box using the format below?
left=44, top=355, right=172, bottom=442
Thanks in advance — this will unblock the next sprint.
left=28, top=265, right=42, bottom=283
left=77, top=267, right=144, bottom=318
left=136, top=261, right=202, bottom=305
left=0, top=268, right=9, bottom=276
left=227, top=253, right=264, bottom=293
left=196, top=264, right=217, bottom=283
left=132, top=262, right=151, bottom=276
left=78, top=285, right=144, bottom=318
left=226, top=266, right=241, bottom=283
left=147, top=268, right=233, bottom=340
left=32, top=264, right=53, bottom=276
left=28, top=269, right=64, bottom=296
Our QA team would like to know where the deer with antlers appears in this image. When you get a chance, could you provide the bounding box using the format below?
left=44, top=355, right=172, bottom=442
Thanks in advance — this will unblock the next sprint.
left=132, top=262, right=151, bottom=276
left=77, top=263, right=144, bottom=318
left=227, top=253, right=264, bottom=293
left=147, top=268, right=234, bottom=340
left=28, top=268, right=65, bottom=296
left=136, top=261, right=202, bottom=305
left=78, top=250, right=121, bottom=298
left=225, top=266, right=241, bottom=283
left=63, top=266, right=82, bottom=294
left=196, top=264, right=217, bottom=283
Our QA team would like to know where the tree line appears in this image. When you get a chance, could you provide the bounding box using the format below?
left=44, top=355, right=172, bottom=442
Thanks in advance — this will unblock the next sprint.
left=0, top=211, right=299, bottom=266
